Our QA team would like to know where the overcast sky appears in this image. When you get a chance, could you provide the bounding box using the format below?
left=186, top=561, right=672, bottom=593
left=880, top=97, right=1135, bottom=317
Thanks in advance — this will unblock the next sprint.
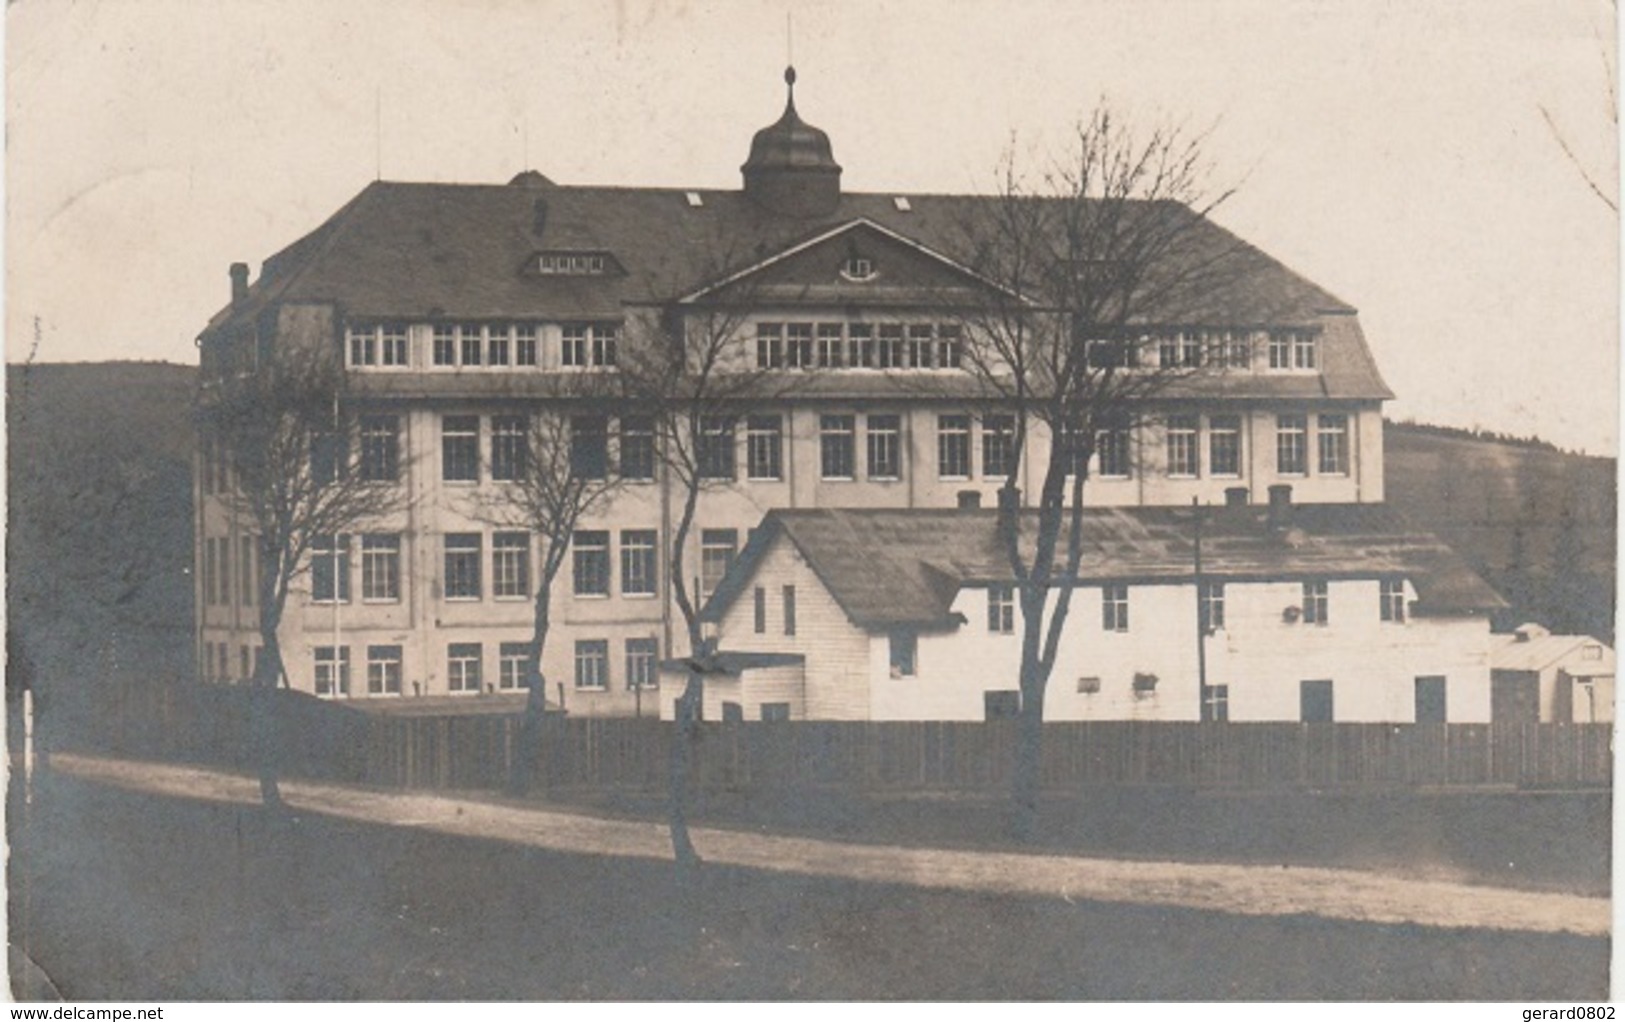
left=7, top=0, right=1618, bottom=454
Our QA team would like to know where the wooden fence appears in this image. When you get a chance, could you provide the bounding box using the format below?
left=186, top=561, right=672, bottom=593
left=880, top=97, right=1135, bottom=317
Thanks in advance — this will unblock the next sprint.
left=58, top=683, right=1614, bottom=793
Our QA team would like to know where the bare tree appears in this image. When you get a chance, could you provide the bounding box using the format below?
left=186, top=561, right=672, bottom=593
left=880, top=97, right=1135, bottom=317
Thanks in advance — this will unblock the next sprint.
left=954, top=109, right=1240, bottom=837
left=621, top=272, right=794, bottom=869
left=202, top=350, right=406, bottom=807
left=469, top=387, right=625, bottom=794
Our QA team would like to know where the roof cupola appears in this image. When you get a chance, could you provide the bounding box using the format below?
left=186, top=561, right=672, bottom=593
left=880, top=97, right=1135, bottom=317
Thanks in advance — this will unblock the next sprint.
left=741, top=66, right=842, bottom=218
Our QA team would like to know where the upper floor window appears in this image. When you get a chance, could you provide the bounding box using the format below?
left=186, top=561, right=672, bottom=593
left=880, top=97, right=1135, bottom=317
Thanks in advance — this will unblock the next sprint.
left=1294, top=333, right=1318, bottom=369
left=359, top=415, right=400, bottom=482
left=570, top=415, right=610, bottom=480
left=1095, top=416, right=1132, bottom=479
left=820, top=414, right=855, bottom=480
left=988, top=584, right=1014, bottom=634
left=433, top=326, right=456, bottom=367
left=1380, top=578, right=1406, bottom=623
left=847, top=324, right=874, bottom=368
left=1317, top=414, right=1349, bottom=476
left=361, top=534, right=401, bottom=602
left=1276, top=415, right=1307, bottom=476
left=621, top=416, right=656, bottom=481
left=1160, top=331, right=1202, bottom=368
left=746, top=415, right=783, bottom=481
left=757, top=323, right=784, bottom=370
left=1200, top=582, right=1225, bottom=632
left=625, top=638, right=660, bottom=692
left=937, top=415, right=971, bottom=480
left=346, top=323, right=409, bottom=368
left=1219, top=330, right=1251, bottom=369
left=572, top=531, right=610, bottom=597
left=1268, top=331, right=1293, bottom=369
left=817, top=324, right=845, bottom=368
left=1086, top=338, right=1132, bottom=370
left=443, top=533, right=482, bottom=600
left=538, top=252, right=610, bottom=275
left=786, top=324, right=814, bottom=369
left=563, top=324, right=618, bottom=368
left=937, top=324, right=963, bottom=369
left=311, top=534, right=351, bottom=603
left=1166, top=415, right=1199, bottom=478
left=876, top=324, right=904, bottom=369
left=460, top=323, right=484, bottom=366
left=491, top=415, right=529, bottom=481
left=983, top=415, right=1016, bottom=479
left=867, top=414, right=902, bottom=480
left=1302, top=580, right=1329, bottom=625
left=493, top=532, right=531, bottom=599
left=620, top=530, right=658, bottom=597
left=1102, top=584, right=1129, bottom=632
left=442, top=416, right=480, bottom=482
left=1209, top=415, right=1241, bottom=477
left=486, top=324, right=512, bottom=367
left=697, top=417, right=736, bottom=480
left=515, top=325, right=538, bottom=367
left=906, top=325, right=935, bottom=369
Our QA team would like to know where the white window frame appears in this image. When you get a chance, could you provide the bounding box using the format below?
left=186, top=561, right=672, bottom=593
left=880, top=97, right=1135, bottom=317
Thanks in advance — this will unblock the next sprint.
left=620, top=529, right=658, bottom=597
left=361, top=534, right=401, bottom=603
left=492, top=532, right=531, bottom=600
left=574, top=640, right=610, bottom=690
left=937, top=414, right=971, bottom=480
left=443, top=533, right=482, bottom=601
left=746, top=414, right=784, bottom=481
left=366, top=644, right=403, bottom=696
left=447, top=643, right=482, bottom=693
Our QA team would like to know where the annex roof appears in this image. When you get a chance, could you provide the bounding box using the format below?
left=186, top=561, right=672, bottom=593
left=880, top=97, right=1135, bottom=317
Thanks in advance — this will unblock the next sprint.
left=703, top=504, right=1506, bottom=629
left=1490, top=631, right=1616, bottom=676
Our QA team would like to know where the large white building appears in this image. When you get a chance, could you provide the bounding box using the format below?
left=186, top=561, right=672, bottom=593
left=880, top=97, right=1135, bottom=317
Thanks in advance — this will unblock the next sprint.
left=196, top=70, right=1438, bottom=718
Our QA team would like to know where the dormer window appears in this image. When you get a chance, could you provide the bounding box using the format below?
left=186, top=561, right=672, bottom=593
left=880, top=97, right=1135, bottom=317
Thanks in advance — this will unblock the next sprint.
left=841, top=256, right=876, bottom=281
left=537, top=252, right=611, bottom=276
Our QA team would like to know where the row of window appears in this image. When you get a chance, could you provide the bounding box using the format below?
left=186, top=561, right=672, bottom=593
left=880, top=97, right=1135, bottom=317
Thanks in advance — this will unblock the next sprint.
left=345, top=322, right=620, bottom=369
left=311, top=637, right=660, bottom=697
left=981, top=676, right=1444, bottom=723
left=756, top=322, right=963, bottom=371
left=308, top=527, right=732, bottom=605
left=285, top=408, right=1355, bottom=491
left=981, top=578, right=1407, bottom=634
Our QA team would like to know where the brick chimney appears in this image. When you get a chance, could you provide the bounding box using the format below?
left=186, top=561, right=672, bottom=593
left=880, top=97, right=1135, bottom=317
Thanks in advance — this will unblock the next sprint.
left=229, top=262, right=250, bottom=306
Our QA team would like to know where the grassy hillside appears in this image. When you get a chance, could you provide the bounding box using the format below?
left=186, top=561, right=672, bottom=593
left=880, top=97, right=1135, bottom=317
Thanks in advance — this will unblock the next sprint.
left=1384, top=421, right=1616, bottom=641
left=7, top=362, right=197, bottom=700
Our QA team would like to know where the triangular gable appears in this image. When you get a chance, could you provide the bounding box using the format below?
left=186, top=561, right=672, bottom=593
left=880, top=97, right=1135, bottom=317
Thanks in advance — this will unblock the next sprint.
left=678, top=218, right=1024, bottom=305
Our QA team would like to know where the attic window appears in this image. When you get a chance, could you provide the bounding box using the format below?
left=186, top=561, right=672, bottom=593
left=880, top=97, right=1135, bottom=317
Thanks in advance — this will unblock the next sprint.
left=1584, top=644, right=1603, bottom=660
left=892, top=196, right=912, bottom=212
left=685, top=191, right=705, bottom=208
left=840, top=256, right=875, bottom=282
left=537, top=252, right=609, bottom=275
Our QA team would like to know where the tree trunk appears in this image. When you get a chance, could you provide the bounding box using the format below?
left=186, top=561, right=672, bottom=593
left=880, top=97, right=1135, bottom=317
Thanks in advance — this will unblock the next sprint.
left=1011, top=645, right=1046, bottom=841
left=667, top=669, right=704, bottom=869
left=251, top=608, right=285, bottom=810
left=510, top=582, right=554, bottom=796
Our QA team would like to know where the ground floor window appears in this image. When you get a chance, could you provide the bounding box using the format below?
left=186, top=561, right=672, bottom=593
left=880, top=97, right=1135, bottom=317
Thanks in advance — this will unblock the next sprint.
left=1299, top=679, right=1333, bottom=723
left=721, top=701, right=745, bottom=723
left=314, top=646, right=350, bottom=697
left=574, top=639, right=609, bottom=690
left=1200, top=683, right=1229, bottom=722
left=367, top=645, right=403, bottom=696
left=625, top=638, right=659, bottom=691
left=499, top=642, right=529, bottom=691
left=448, top=643, right=482, bottom=693
left=760, top=702, right=791, bottom=722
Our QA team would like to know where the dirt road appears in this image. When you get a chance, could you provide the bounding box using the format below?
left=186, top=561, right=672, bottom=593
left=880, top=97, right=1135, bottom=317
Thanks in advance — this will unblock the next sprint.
left=49, top=752, right=1608, bottom=938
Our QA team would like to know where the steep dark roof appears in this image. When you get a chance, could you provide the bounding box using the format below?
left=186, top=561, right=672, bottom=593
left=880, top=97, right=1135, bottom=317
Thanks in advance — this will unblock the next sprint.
left=206, top=179, right=1356, bottom=328
left=703, top=504, right=1506, bottom=628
